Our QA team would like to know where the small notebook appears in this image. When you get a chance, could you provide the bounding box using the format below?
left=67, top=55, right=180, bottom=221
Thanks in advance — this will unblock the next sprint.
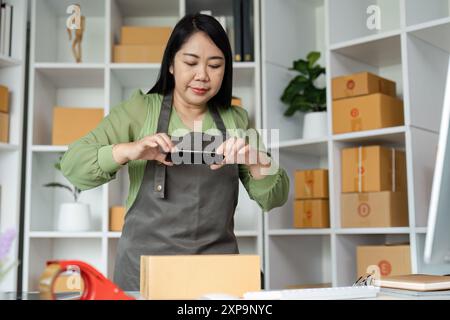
left=374, top=274, right=450, bottom=291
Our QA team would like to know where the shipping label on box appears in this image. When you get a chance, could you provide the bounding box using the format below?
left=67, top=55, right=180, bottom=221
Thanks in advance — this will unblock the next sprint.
left=357, top=245, right=411, bottom=278
left=342, top=145, right=407, bottom=193
left=140, top=255, right=261, bottom=299
left=332, top=72, right=396, bottom=100
left=332, top=93, right=404, bottom=134
left=293, top=199, right=330, bottom=228
left=341, top=191, right=408, bottom=228
left=294, top=169, right=329, bottom=199
left=52, top=107, right=104, bottom=145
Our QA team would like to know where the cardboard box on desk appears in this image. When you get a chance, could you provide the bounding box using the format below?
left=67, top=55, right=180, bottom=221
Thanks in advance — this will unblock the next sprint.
left=294, top=169, right=329, bottom=199
left=0, top=112, right=9, bottom=143
left=341, top=191, right=408, bottom=228
left=52, top=107, right=104, bottom=145
left=332, top=93, right=404, bottom=134
left=341, top=146, right=407, bottom=193
left=293, top=199, right=330, bottom=228
left=357, top=244, right=411, bottom=278
left=140, top=255, right=260, bottom=300
left=121, top=26, right=172, bottom=46
left=332, top=72, right=396, bottom=100
left=113, top=45, right=166, bottom=63
left=0, top=85, right=9, bottom=113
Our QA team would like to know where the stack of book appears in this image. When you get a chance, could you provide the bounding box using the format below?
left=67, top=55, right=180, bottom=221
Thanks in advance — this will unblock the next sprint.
left=0, top=0, right=13, bottom=57
left=375, top=274, right=450, bottom=298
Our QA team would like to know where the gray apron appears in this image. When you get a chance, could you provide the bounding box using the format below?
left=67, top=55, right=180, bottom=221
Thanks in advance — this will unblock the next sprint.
left=113, top=92, right=240, bottom=291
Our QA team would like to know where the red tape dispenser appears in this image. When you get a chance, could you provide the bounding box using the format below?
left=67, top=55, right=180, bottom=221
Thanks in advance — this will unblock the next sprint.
left=39, top=260, right=135, bottom=300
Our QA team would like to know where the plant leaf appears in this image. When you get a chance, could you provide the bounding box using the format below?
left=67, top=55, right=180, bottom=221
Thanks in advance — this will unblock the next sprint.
left=307, top=51, right=321, bottom=68
left=280, top=76, right=308, bottom=103
left=292, top=59, right=308, bottom=75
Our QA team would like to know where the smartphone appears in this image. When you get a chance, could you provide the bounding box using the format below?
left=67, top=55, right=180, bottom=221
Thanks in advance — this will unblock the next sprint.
left=165, top=150, right=224, bottom=165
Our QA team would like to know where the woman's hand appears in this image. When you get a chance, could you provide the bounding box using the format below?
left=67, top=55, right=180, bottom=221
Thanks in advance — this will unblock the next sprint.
left=112, top=133, right=176, bottom=166
left=210, top=137, right=272, bottom=179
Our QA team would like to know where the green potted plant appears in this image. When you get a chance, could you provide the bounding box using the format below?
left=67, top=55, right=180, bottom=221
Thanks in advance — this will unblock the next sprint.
left=280, top=51, right=327, bottom=139
left=43, top=155, right=91, bottom=232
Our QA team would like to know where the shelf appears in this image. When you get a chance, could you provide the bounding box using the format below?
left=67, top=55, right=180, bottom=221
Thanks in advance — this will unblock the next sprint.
left=29, top=231, right=103, bottom=238
left=415, top=227, right=428, bottom=234
left=268, top=229, right=331, bottom=236
left=31, top=145, right=68, bottom=152
left=407, top=18, right=450, bottom=54
left=0, top=55, right=22, bottom=67
left=110, top=63, right=161, bottom=70
left=34, top=65, right=105, bottom=88
left=405, top=1, right=450, bottom=27
left=332, top=126, right=406, bottom=145
left=114, top=0, right=180, bottom=17
left=0, top=143, right=19, bottom=152
left=335, top=227, right=411, bottom=235
left=330, top=32, right=402, bottom=68
left=269, top=137, right=328, bottom=157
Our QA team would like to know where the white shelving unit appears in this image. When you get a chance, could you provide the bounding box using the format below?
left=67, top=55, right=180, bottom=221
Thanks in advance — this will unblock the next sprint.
left=261, top=0, right=450, bottom=289
left=0, top=0, right=27, bottom=292
left=23, top=0, right=262, bottom=291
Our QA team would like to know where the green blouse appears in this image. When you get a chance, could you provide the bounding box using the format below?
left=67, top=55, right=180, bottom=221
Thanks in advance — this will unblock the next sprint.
left=60, top=89, right=290, bottom=212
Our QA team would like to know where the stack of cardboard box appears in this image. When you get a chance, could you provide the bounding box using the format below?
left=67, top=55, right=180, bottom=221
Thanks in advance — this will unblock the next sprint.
left=341, top=145, right=409, bottom=227
left=293, top=169, right=330, bottom=228
left=113, top=26, right=172, bottom=63
left=357, top=244, right=411, bottom=278
left=0, top=85, right=9, bottom=143
left=332, top=72, right=404, bottom=134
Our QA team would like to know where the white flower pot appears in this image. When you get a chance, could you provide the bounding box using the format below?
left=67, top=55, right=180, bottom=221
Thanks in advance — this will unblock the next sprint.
left=302, top=111, right=328, bottom=139
left=56, top=202, right=91, bottom=232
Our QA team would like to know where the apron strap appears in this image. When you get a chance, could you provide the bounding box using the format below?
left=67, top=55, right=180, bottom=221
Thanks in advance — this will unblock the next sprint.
left=153, top=93, right=173, bottom=199
left=209, top=105, right=228, bottom=138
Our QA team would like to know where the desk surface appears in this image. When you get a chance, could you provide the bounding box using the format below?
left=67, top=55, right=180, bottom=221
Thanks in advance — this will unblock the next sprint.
left=2, top=291, right=450, bottom=300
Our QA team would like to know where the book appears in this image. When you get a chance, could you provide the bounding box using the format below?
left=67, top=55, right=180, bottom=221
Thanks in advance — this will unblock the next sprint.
left=380, top=287, right=450, bottom=297
left=374, top=274, right=450, bottom=291
left=232, top=0, right=242, bottom=62
left=241, top=0, right=253, bottom=61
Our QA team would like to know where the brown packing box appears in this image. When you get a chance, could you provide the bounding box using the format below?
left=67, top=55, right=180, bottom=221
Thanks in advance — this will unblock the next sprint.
left=332, top=72, right=396, bottom=100
left=0, top=112, right=9, bottom=143
left=357, top=244, right=411, bottom=278
left=332, top=93, right=404, bottom=134
left=341, top=191, right=408, bottom=228
left=294, top=169, right=329, bottom=199
left=113, top=45, right=165, bottom=63
left=231, top=96, right=242, bottom=107
left=293, top=199, right=330, bottom=228
left=52, top=107, right=104, bottom=145
left=121, top=26, right=172, bottom=46
left=0, top=85, right=9, bottom=113
left=140, top=255, right=261, bottom=299
left=109, top=206, right=126, bottom=232
left=341, top=145, right=407, bottom=193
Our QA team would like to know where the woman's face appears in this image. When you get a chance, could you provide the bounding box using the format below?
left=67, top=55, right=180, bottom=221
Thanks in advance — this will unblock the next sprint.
left=170, top=31, right=226, bottom=107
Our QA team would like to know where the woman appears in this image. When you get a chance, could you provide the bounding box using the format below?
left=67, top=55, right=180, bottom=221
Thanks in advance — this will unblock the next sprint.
left=61, top=13, right=289, bottom=291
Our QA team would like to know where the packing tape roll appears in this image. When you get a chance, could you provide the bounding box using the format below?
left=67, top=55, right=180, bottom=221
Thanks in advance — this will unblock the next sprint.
left=39, top=263, right=83, bottom=300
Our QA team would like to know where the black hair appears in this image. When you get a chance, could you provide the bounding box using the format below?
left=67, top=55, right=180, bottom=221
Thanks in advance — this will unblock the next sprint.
left=148, top=13, right=233, bottom=109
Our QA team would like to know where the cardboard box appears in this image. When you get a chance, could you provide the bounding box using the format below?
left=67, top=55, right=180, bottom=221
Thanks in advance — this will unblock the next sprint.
left=0, top=112, right=9, bottom=143
left=231, top=96, right=242, bottom=107
left=357, top=244, right=411, bottom=278
left=113, top=45, right=165, bottom=63
left=0, top=85, right=9, bottom=113
left=332, top=93, right=404, bottom=134
left=121, top=26, right=172, bottom=46
left=140, top=255, right=261, bottom=299
left=293, top=199, right=330, bottom=228
left=294, top=169, right=329, bottom=199
left=109, top=206, right=126, bottom=232
left=52, top=107, right=104, bottom=145
left=341, top=191, right=408, bottom=228
left=332, top=72, right=396, bottom=100
left=341, top=146, right=407, bottom=193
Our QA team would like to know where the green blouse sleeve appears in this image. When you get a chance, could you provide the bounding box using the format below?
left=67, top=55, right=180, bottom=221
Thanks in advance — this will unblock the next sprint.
left=230, top=107, right=290, bottom=212
left=60, top=89, right=148, bottom=191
